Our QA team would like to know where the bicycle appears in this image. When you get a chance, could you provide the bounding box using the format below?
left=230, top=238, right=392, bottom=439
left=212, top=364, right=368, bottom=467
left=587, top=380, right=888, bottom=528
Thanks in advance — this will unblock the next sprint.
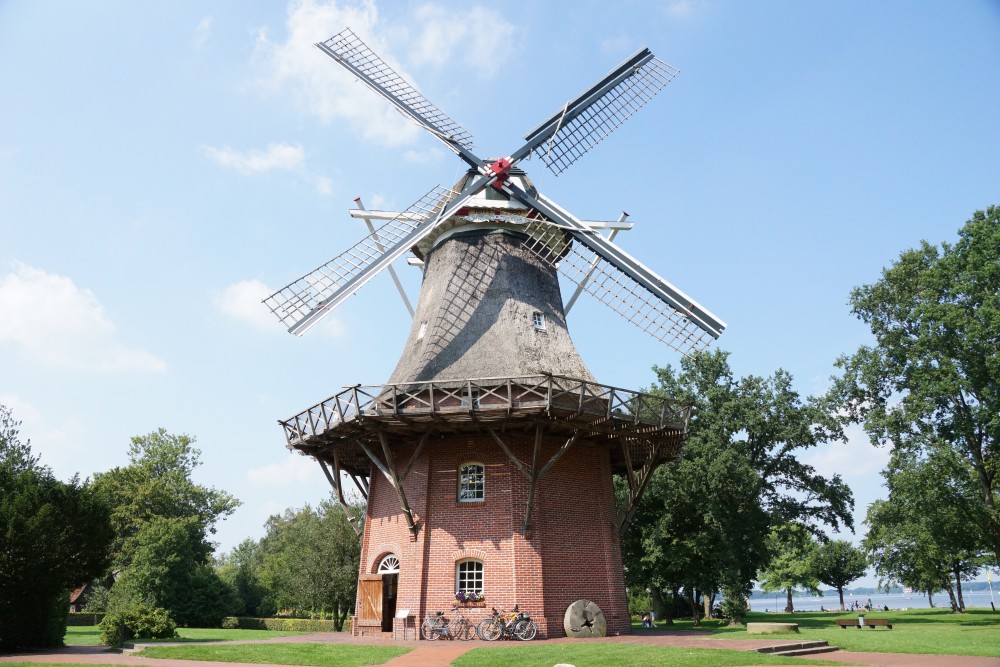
left=477, top=604, right=537, bottom=641
left=421, top=605, right=475, bottom=640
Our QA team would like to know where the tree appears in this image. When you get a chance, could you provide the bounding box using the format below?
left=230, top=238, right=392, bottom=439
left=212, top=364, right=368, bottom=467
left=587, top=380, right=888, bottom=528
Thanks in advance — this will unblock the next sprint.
left=0, top=405, right=112, bottom=649
left=862, top=446, right=985, bottom=612
left=109, top=516, right=239, bottom=626
left=621, top=351, right=854, bottom=625
left=833, top=206, right=1000, bottom=565
left=758, top=523, right=821, bottom=613
left=216, top=539, right=268, bottom=617
left=812, top=540, right=868, bottom=610
left=92, top=429, right=240, bottom=625
left=257, top=497, right=363, bottom=630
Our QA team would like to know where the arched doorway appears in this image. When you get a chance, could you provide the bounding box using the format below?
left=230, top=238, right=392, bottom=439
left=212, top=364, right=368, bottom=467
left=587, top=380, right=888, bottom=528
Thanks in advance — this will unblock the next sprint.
left=377, top=554, right=399, bottom=632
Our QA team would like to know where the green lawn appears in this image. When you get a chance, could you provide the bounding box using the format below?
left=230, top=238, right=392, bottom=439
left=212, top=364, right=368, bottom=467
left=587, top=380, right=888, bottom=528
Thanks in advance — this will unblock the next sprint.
left=452, top=644, right=846, bottom=667
left=135, top=643, right=411, bottom=667
left=63, top=625, right=309, bottom=646
left=686, top=608, right=1000, bottom=657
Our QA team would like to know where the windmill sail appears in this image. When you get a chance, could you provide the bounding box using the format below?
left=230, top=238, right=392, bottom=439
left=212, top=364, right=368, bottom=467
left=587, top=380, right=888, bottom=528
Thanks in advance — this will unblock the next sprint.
left=316, top=29, right=475, bottom=159
left=263, top=185, right=459, bottom=335
left=518, top=49, right=680, bottom=176
left=509, top=185, right=726, bottom=356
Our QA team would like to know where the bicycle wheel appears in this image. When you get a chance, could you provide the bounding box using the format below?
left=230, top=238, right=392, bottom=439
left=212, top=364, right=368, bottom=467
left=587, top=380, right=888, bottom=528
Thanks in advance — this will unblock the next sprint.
left=455, top=619, right=475, bottom=640
left=514, top=619, right=537, bottom=641
left=478, top=618, right=502, bottom=641
left=421, top=619, right=440, bottom=640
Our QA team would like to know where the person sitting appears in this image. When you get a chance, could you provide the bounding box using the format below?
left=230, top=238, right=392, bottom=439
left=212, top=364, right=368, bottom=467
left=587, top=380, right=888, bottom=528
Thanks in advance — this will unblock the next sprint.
left=641, top=613, right=650, bottom=629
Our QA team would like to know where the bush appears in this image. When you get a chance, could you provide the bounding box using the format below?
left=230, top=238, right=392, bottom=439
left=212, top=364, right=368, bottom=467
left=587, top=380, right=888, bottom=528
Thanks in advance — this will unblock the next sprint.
left=218, top=616, right=348, bottom=632
left=99, top=605, right=177, bottom=646
left=67, top=612, right=105, bottom=626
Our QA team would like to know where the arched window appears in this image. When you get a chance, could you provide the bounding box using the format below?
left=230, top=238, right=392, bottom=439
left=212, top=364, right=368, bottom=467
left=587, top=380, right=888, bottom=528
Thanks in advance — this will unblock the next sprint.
left=456, top=559, right=484, bottom=596
left=458, top=463, right=484, bottom=502
left=377, top=554, right=400, bottom=574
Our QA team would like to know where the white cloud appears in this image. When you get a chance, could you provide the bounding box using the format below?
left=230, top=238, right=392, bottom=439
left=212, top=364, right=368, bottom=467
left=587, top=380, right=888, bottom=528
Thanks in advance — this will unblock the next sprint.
left=402, top=146, right=446, bottom=165
left=194, top=15, right=213, bottom=50
left=247, top=453, right=318, bottom=486
left=200, top=142, right=333, bottom=194
left=0, top=263, right=166, bottom=372
left=407, top=5, right=515, bottom=78
left=664, top=0, right=697, bottom=19
left=201, top=142, right=306, bottom=175
left=251, top=1, right=514, bottom=147
left=0, top=393, right=87, bottom=480
left=216, top=278, right=345, bottom=337
left=802, top=423, right=890, bottom=481
left=252, top=0, right=419, bottom=147
left=216, top=279, right=280, bottom=331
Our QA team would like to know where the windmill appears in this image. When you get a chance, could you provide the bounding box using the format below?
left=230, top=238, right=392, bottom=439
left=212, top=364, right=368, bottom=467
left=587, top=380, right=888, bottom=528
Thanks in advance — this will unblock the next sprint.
left=266, top=28, right=725, bottom=639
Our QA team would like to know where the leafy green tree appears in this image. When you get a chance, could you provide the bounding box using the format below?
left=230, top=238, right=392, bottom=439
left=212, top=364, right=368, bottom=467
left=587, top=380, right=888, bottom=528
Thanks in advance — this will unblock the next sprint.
left=258, top=497, right=363, bottom=630
left=622, top=351, right=853, bottom=625
left=0, top=405, right=112, bottom=649
left=758, top=523, right=821, bottom=612
left=812, top=540, right=868, bottom=610
left=863, top=446, right=985, bottom=612
left=833, top=206, right=1000, bottom=565
left=109, top=516, right=239, bottom=626
left=217, top=538, right=269, bottom=617
left=93, top=429, right=240, bottom=625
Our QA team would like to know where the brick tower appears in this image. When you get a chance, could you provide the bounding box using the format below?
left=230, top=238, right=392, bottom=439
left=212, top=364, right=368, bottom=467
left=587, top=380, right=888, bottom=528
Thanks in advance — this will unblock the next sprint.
left=266, top=29, right=726, bottom=640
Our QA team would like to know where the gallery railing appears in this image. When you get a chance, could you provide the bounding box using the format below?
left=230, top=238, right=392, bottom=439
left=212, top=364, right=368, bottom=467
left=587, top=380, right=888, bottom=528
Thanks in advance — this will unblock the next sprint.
left=280, top=374, right=689, bottom=446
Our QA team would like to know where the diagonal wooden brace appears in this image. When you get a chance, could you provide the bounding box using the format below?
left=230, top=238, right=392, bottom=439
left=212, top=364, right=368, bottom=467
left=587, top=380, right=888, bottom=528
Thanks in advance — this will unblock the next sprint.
left=356, top=435, right=419, bottom=539
left=485, top=424, right=580, bottom=534
left=616, top=439, right=663, bottom=535
left=317, top=453, right=363, bottom=539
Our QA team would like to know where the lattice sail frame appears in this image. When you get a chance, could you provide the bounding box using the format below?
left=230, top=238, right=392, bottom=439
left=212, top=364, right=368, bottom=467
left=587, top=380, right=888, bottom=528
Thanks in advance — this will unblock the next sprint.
left=529, top=57, right=679, bottom=176
left=316, top=28, right=474, bottom=153
left=263, top=185, right=457, bottom=331
left=518, top=217, right=718, bottom=357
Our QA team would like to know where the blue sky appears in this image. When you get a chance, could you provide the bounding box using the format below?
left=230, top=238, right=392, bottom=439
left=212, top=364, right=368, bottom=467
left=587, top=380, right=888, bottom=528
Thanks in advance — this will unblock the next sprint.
left=1, top=1, right=998, bottom=587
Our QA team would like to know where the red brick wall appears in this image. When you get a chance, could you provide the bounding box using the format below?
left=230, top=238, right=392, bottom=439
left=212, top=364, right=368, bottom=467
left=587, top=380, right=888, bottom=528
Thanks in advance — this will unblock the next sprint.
left=353, top=430, right=630, bottom=639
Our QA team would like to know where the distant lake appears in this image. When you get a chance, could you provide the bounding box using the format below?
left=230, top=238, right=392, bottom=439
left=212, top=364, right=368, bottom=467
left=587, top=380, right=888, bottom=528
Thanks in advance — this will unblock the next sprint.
left=749, top=589, right=997, bottom=612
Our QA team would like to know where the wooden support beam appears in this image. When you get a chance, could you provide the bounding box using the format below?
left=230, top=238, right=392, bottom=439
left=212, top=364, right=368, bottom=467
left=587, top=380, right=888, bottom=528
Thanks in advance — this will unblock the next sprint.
left=485, top=425, right=531, bottom=479
left=522, top=424, right=543, bottom=533
left=400, top=429, right=433, bottom=483
left=487, top=424, right=581, bottom=534
left=378, top=432, right=419, bottom=539
left=616, top=440, right=663, bottom=535
left=349, top=472, right=369, bottom=500
left=317, top=453, right=362, bottom=539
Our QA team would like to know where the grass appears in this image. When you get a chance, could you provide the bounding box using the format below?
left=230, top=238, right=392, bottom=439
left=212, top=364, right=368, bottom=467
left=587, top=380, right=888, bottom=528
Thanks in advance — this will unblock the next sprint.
left=452, top=644, right=847, bottom=667
left=63, top=625, right=309, bottom=646
left=135, top=643, right=411, bottom=667
left=663, top=607, right=1000, bottom=657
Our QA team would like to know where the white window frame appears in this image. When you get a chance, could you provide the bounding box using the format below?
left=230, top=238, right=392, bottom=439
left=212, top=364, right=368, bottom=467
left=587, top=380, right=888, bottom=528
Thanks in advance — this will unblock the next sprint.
left=532, top=312, right=546, bottom=330
left=458, top=462, right=485, bottom=503
left=455, top=559, right=484, bottom=596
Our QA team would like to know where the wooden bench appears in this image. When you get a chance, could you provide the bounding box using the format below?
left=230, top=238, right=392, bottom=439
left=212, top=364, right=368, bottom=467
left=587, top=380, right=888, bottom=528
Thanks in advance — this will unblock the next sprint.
left=835, top=618, right=892, bottom=629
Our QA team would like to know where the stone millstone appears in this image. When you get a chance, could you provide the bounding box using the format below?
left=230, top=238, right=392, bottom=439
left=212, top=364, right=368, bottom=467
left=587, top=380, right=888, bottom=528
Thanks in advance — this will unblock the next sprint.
left=563, top=600, right=607, bottom=638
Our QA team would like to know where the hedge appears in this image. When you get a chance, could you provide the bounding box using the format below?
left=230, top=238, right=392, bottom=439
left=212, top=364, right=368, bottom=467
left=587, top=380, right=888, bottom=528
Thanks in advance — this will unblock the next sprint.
left=220, top=617, right=350, bottom=632
left=67, top=612, right=105, bottom=626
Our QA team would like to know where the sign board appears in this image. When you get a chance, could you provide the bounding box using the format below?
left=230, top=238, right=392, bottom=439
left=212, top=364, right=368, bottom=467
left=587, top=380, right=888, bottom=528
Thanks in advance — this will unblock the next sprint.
left=395, top=608, right=410, bottom=619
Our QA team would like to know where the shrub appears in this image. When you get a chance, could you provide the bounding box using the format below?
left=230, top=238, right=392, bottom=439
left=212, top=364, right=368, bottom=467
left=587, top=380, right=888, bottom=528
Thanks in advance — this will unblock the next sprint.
left=218, top=616, right=348, bottom=632
left=67, top=612, right=105, bottom=626
left=99, top=605, right=177, bottom=646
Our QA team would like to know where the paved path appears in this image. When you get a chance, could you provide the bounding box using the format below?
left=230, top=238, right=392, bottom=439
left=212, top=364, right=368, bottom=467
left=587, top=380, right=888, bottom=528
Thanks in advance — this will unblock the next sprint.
left=3, top=629, right=999, bottom=667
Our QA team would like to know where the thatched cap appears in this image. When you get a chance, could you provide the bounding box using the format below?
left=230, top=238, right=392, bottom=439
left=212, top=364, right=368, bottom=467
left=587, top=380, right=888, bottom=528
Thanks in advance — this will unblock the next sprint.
left=386, top=226, right=595, bottom=385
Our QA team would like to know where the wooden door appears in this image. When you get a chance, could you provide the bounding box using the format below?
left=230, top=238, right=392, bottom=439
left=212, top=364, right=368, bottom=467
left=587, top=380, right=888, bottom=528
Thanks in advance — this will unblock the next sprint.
left=358, top=575, right=382, bottom=623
